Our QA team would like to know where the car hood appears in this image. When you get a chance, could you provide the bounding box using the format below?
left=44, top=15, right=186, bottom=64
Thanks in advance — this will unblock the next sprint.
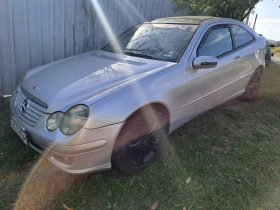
left=22, top=50, right=174, bottom=112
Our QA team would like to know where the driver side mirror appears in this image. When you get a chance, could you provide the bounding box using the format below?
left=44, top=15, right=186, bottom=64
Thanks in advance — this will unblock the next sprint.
left=193, top=56, right=218, bottom=70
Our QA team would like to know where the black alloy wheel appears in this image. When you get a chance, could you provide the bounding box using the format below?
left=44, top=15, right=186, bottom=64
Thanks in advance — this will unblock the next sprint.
left=112, top=109, right=167, bottom=174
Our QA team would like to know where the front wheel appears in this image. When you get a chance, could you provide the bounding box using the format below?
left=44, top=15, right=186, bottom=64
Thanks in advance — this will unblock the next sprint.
left=239, top=68, right=263, bottom=101
left=112, top=109, right=167, bottom=174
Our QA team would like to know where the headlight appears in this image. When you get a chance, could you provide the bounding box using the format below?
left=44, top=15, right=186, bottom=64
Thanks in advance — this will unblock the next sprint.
left=60, top=105, right=89, bottom=135
left=47, top=112, right=64, bottom=131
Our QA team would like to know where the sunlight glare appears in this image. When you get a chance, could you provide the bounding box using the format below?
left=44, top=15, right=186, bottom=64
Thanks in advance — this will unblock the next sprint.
left=116, top=0, right=146, bottom=25
left=90, top=0, right=123, bottom=54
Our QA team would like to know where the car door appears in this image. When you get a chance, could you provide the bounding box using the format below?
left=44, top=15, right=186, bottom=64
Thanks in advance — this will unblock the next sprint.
left=229, top=24, right=257, bottom=80
left=182, top=24, right=244, bottom=120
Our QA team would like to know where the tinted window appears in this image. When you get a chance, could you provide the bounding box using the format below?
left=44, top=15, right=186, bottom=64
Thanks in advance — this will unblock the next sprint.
left=231, top=25, right=254, bottom=48
left=102, top=24, right=198, bottom=62
left=197, top=27, right=233, bottom=57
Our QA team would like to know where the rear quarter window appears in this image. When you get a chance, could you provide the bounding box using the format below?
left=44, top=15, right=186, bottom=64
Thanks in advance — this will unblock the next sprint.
left=231, top=25, right=254, bottom=48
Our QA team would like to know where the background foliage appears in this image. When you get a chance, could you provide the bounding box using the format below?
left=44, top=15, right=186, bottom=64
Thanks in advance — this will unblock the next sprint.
left=172, top=0, right=261, bottom=20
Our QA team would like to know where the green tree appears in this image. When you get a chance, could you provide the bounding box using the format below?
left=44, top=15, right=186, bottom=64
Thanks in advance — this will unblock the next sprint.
left=172, top=0, right=260, bottom=20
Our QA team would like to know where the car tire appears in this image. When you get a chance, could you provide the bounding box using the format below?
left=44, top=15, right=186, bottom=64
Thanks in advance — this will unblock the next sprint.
left=239, top=68, right=263, bottom=101
left=112, top=108, right=167, bottom=174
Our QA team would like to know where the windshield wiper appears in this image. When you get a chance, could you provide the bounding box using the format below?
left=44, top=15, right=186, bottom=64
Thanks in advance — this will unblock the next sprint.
left=124, top=51, right=154, bottom=59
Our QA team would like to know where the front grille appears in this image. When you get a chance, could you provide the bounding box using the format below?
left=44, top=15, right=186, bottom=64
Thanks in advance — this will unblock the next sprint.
left=14, top=88, right=47, bottom=126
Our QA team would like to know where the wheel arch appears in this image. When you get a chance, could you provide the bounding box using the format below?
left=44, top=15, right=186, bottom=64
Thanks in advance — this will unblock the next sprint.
left=112, top=102, right=171, bottom=153
left=124, top=102, right=171, bottom=133
left=257, top=65, right=265, bottom=73
left=111, top=102, right=170, bottom=171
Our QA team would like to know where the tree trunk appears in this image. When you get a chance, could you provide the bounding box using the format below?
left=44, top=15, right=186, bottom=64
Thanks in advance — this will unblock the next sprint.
left=241, top=4, right=256, bottom=21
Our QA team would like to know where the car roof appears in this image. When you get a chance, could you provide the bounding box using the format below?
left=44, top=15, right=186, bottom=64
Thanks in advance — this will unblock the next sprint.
left=151, top=16, right=220, bottom=25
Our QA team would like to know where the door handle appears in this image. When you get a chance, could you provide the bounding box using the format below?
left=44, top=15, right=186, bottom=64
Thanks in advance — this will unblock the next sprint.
left=233, top=56, right=241, bottom=63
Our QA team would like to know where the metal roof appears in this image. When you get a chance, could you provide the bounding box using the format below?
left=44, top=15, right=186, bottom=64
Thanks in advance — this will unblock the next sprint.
left=151, top=16, right=219, bottom=24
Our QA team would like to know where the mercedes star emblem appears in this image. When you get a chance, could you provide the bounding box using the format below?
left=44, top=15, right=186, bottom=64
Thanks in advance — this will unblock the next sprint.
left=21, top=99, right=29, bottom=113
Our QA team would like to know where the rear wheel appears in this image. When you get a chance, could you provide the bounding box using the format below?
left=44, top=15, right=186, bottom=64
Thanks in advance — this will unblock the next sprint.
left=112, top=109, right=167, bottom=174
left=239, top=68, right=263, bottom=101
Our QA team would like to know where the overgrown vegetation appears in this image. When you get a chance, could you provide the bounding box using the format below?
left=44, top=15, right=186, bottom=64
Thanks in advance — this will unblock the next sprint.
left=171, top=0, right=261, bottom=20
left=1, top=63, right=280, bottom=210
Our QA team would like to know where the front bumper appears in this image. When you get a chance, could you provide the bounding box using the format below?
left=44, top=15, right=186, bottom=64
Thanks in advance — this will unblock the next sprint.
left=10, top=96, right=124, bottom=174
left=31, top=124, right=123, bottom=174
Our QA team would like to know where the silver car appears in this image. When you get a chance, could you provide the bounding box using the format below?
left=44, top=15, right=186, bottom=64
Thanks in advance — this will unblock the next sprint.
left=10, top=16, right=266, bottom=174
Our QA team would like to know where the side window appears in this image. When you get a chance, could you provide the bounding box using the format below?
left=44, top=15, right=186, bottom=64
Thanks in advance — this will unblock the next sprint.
left=197, top=27, right=233, bottom=58
left=231, top=25, right=254, bottom=48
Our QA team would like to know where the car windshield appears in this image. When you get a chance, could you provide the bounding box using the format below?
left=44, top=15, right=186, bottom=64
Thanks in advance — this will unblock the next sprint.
left=101, top=23, right=198, bottom=62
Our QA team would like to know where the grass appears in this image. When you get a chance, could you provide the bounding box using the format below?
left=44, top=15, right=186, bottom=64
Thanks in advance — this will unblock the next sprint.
left=1, top=63, right=280, bottom=210
left=271, top=47, right=280, bottom=54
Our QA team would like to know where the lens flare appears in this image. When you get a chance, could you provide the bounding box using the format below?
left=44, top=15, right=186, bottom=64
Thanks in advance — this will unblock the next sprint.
left=116, top=0, right=147, bottom=26
left=90, top=0, right=123, bottom=54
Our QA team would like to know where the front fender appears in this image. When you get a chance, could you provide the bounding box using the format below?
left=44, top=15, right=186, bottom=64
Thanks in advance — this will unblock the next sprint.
left=83, top=63, right=186, bottom=130
left=84, top=83, right=168, bottom=129
left=82, top=66, right=177, bottom=129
